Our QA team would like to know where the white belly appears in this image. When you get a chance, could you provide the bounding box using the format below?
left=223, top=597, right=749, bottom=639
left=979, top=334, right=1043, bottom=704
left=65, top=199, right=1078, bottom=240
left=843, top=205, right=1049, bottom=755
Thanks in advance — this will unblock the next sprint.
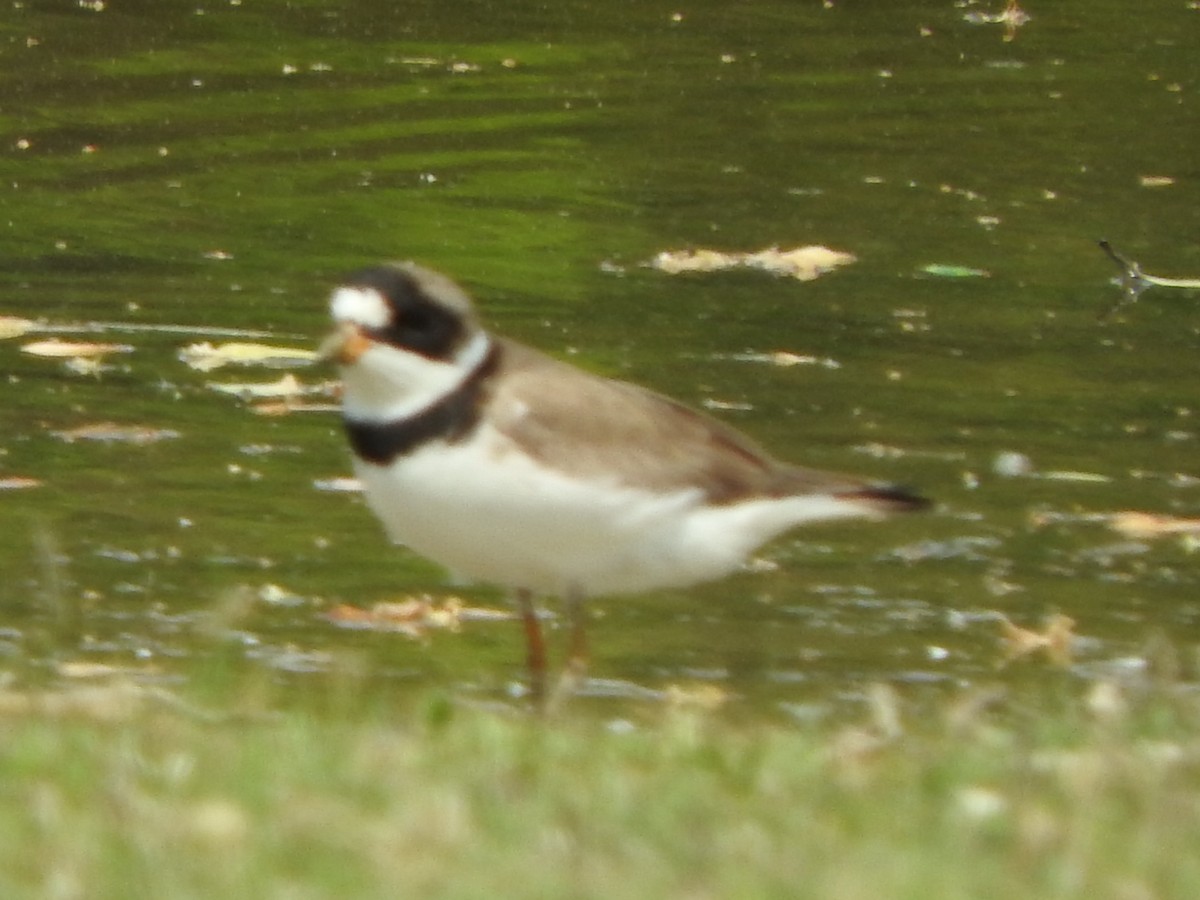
left=353, top=427, right=876, bottom=598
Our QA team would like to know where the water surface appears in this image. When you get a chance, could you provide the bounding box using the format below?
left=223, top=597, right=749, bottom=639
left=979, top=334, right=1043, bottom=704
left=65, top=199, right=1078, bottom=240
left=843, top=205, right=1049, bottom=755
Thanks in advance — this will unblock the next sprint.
left=2, top=0, right=1198, bottom=719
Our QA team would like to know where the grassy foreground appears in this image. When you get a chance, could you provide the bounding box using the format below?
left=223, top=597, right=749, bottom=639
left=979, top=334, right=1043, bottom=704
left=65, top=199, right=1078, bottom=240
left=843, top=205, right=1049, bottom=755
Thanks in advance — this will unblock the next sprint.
left=1, top=675, right=1198, bottom=900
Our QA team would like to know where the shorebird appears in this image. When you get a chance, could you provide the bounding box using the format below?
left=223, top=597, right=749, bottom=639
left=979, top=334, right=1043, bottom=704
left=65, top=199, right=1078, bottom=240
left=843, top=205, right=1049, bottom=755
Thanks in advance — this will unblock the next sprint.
left=322, top=262, right=928, bottom=705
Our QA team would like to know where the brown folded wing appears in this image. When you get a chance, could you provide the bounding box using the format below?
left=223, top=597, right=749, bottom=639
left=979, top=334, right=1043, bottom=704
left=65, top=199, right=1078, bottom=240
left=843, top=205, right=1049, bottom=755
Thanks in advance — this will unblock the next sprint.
left=488, top=340, right=914, bottom=508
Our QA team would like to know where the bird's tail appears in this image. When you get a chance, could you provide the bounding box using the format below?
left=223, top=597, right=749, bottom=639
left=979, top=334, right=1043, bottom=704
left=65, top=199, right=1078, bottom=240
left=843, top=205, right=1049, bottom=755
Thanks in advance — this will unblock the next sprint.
left=836, top=483, right=931, bottom=514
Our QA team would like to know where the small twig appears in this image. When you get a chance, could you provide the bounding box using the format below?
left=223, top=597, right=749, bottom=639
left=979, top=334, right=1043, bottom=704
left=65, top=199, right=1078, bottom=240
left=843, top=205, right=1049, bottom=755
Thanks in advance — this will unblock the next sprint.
left=1098, top=240, right=1200, bottom=320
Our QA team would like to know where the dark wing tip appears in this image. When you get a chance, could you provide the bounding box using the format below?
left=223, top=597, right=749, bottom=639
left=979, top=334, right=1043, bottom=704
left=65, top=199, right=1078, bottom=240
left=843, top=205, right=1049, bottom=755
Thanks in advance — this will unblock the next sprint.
left=840, top=483, right=931, bottom=513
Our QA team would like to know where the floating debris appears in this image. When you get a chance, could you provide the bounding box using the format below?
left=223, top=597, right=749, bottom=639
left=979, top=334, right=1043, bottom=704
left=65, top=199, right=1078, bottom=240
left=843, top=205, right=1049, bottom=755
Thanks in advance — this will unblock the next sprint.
left=701, top=398, right=754, bottom=413
left=852, top=442, right=911, bottom=460
left=51, top=422, right=181, bottom=445
left=56, top=660, right=160, bottom=680
left=1039, top=470, right=1112, bottom=484
left=992, top=450, right=1034, bottom=477
left=663, top=682, right=730, bottom=711
left=963, top=0, right=1030, bottom=41
left=324, top=595, right=510, bottom=638
left=1108, top=511, right=1200, bottom=540
left=650, top=249, right=742, bottom=274
left=249, top=400, right=341, bottom=416
left=0, top=476, right=42, bottom=490
left=890, top=535, right=1003, bottom=564
left=179, top=341, right=318, bottom=372
left=719, top=350, right=841, bottom=369
left=894, top=309, right=932, bottom=333
left=854, top=441, right=964, bottom=460
left=985, top=452, right=1108, bottom=483
left=919, top=264, right=991, bottom=279
left=21, top=338, right=133, bottom=358
left=998, top=613, right=1074, bottom=666
left=1098, top=240, right=1200, bottom=318
left=313, top=476, right=363, bottom=493
left=1138, top=175, right=1175, bottom=188
left=650, top=245, right=856, bottom=281
left=207, top=373, right=308, bottom=401
left=256, top=583, right=309, bottom=607
left=63, top=357, right=117, bottom=377
left=205, top=374, right=340, bottom=414
left=0, top=316, right=35, bottom=339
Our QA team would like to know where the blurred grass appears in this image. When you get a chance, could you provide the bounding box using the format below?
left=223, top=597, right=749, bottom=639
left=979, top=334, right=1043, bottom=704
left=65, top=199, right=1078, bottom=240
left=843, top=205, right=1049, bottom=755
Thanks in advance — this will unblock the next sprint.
left=1, top=671, right=1198, bottom=899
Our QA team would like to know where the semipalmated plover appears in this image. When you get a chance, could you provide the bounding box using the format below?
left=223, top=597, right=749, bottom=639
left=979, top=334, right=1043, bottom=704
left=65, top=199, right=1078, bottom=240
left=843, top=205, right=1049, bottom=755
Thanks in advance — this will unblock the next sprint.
left=322, top=262, right=928, bottom=705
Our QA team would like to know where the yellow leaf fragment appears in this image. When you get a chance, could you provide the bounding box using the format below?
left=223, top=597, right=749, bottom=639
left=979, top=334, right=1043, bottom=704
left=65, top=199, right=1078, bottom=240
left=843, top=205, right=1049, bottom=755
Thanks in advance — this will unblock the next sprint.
left=1109, top=511, right=1200, bottom=539
left=650, top=245, right=856, bottom=281
left=744, top=245, right=857, bottom=280
left=324, top=596, right=455, bottom=637
left=250, top=400, right=341, bottom=416
left=1039, top=470, right=1111, bottom=483
left=0, top=316, right=36, bottom=339
left=249, top=402, right=293, bottom=416
left=664, top=682, right=730, bottom=710
left=770, top=351, right=819, bottom=367
left=650, top=248, right=740, bottom=274
left=57, top=661, right=159, bottom=679
left=998, top=614, right=1074, bottom=666
left=21, top=339, right=133, bottom=358
left=0, top=476, right=42, bottom=490
left=208, top=374, right=340, bottom=414
left=323, top=595, right=509, bottom=637
left=207, top=373, right=306, bottom=400
left=179, top=341, right=318, bottom=372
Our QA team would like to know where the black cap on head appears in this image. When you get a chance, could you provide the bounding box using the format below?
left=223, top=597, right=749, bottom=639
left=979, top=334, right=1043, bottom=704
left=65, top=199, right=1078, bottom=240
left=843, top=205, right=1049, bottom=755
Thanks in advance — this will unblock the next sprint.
left=341, top=262, right=478, bottom=362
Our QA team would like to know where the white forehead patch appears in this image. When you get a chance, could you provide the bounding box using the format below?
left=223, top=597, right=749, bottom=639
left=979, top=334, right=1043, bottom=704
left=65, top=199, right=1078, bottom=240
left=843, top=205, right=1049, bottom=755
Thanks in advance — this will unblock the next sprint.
left=330, top=286, right=391, bottom=329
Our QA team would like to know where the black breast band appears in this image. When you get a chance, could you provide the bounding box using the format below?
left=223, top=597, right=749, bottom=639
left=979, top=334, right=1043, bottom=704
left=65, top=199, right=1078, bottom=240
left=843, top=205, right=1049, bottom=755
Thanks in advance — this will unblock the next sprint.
left=344, top=342, right=501, bottom=465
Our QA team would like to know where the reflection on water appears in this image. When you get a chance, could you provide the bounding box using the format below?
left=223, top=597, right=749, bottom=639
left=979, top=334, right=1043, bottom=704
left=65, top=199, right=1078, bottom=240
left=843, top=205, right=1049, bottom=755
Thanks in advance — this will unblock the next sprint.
left=1, top=0, right=1198, bottom=717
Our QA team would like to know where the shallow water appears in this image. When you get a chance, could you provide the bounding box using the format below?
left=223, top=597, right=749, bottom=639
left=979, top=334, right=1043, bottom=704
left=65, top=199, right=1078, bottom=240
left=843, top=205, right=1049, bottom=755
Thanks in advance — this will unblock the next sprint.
left=2, top=0, right=1198, bottom=719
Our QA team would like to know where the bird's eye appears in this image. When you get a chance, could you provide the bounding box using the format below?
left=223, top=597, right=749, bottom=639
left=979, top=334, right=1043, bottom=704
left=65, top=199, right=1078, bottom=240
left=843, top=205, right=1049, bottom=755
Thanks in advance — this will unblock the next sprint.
left=373, top=300, right=463, bottom=361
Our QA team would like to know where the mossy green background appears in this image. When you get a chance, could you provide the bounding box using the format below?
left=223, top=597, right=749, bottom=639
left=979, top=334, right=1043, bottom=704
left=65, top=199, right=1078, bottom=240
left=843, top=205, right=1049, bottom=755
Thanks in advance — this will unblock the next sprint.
left=1, top=0, right=1198, bottom=713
